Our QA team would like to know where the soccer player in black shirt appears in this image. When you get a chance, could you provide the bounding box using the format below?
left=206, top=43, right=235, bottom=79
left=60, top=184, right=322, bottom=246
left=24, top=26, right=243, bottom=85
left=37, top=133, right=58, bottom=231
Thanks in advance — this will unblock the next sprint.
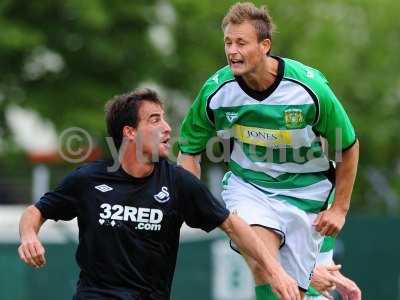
left=18, top=88, right=300, bottom=300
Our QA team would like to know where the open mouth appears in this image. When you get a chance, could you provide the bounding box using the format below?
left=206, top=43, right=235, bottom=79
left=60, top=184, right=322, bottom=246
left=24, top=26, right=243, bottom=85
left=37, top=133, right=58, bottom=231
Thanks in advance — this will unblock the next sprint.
left=161, top=137, right=170, bottom=148
left=230, top=58, right=244, bottom=67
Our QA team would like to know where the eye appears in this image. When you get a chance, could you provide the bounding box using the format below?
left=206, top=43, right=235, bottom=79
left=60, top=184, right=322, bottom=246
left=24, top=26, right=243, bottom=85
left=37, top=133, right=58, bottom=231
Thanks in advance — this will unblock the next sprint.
left=150, top=116, right=160, bottom=124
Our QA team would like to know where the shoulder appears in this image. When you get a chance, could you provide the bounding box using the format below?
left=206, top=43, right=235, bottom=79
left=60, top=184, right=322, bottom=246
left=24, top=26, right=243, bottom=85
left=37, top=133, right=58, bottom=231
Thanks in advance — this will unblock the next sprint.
left=164, top=160, right=202, bottom=185
left=199, top=66, right=235, bottom=99
left=68, top=160, right=110, bottom=180
left=164, top=159, right=193, bottom=177
left=283, top=57, right=328, bottom=84
left=282, top=57, right=332, bottom=97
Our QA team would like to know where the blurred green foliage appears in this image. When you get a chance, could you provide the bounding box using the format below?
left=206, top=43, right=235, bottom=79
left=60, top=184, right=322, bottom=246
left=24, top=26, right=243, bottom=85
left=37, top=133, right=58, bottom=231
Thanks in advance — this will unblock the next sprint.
left=0, top=0, right=399, bottom=211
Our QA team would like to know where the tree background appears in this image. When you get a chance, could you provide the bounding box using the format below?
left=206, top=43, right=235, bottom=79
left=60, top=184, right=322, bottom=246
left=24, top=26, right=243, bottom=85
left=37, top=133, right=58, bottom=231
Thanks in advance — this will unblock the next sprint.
left=0, top=0, right=399, bottom=213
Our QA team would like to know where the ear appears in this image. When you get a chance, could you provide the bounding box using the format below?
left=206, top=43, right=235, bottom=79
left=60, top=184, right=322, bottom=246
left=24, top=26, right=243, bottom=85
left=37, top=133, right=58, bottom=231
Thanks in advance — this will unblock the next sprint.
left=122, top=125, right=135, bottom=142
left=260, top=38, right=271, bottom=55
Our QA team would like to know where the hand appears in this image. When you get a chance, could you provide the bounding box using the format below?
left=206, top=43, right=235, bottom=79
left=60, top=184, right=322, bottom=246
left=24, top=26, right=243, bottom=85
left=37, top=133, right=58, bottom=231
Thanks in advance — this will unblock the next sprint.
left=270, top=268, right=301, bottom=300
left=18, top=234, right=46, bottom=268
left=313, top=207, right=347, bottom=236
left=310, top=265, right=342, bottom=294
left=331, top=270, right=362, bottom=300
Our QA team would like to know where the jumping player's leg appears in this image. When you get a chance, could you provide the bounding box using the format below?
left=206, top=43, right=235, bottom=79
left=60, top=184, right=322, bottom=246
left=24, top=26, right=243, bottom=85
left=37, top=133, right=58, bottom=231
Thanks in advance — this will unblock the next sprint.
left=245, top=226, right=280, bottom=284
left=239, top=226, right=306, bottom=299
left=222, top=174, right=307, bottom=299
left=222, top=173, right=320, bottom=300
left=242, top=227, right=280, bottom=299
left=242, top=226, right=306, bottom=299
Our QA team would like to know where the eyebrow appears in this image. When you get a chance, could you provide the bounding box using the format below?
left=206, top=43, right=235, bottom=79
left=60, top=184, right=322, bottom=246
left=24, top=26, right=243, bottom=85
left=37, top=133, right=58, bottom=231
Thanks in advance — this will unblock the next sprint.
left=148, top=113, right=161, bottom=119
left=224, top=36, right=246, bottom=41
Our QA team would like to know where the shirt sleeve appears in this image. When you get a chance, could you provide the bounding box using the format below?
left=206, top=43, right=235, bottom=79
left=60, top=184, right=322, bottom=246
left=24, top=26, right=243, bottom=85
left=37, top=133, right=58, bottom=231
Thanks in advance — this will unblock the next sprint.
left=179, top=82, right=216, bottom=154
left=175, top=166, right=230, bottom=232
left=35, top=170, right=81, bottom=221
left=313, top=78, right=357, bottom=151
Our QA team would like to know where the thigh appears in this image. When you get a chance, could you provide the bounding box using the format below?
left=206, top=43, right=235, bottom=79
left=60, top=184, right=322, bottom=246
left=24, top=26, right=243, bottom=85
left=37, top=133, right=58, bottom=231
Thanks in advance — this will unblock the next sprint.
left=252, top=225, right=281, bottom=257
left=222, top=173, right=323, bottom=290
left=222, top=174, right=285, bottom=282
left=279, top=207, right=324, bottom=291
left=240, top=226, right=282, bottom=285
left=222, top=173, right=286, bottom=245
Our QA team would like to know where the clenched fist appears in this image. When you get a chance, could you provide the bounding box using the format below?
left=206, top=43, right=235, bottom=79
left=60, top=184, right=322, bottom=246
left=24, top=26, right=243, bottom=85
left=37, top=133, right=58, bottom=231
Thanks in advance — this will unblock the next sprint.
left=18, top=235, right=46, bottom=268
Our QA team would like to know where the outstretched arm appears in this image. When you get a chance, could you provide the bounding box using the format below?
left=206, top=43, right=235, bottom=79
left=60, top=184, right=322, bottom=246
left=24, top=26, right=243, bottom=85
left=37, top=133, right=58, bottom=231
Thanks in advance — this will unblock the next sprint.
left=220, top=213, right=301, bottom=300
left=18, top=205, right=47, bottom=268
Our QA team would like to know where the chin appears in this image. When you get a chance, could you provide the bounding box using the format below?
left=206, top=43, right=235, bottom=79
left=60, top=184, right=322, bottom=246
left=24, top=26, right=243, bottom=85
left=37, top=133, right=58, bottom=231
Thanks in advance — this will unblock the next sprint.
left=158, top=147, right=170, bottom=158
left=230, top=66, right=247, bottom=76
left=158, top=152, right=169, bottom=159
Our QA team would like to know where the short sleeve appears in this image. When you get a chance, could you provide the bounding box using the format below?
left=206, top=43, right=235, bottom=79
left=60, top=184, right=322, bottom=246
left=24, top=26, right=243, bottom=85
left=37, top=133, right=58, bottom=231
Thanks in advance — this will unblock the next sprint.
left=179, top=83, right=216, bottom=154
left=314, top=82, right=356, bottom=151
left=35, top=170, right=81, bottom=221
left=175, top=166, right=229, bottom=232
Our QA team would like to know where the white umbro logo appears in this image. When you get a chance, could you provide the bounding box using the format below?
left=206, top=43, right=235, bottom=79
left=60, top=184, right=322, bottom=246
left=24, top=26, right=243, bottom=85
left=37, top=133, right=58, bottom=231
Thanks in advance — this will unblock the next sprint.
left=211, top=73, right=219, bottom=84
left=306, top=69, right=315, bottom=78
left=95, top=184, right=113, bottom=192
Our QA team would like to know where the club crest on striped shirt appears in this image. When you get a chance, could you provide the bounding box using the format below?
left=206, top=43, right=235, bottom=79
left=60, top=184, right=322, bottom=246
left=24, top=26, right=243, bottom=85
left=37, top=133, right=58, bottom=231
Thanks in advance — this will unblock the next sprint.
left=284, top=109, right=305, bottom=129
left=226, top=112, right=238, bottom=123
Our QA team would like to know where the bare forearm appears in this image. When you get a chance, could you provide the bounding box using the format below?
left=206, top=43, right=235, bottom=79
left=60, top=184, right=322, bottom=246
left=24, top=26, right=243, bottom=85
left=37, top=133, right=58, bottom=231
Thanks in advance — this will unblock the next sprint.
left=333, top=140, right=359, bottom=213
left=18, top=205, right=47, bottom=268
left=177, top=152, right=201, bottom=179
left=19, top=205, right=45, bottom=240
left=220, top=214, right=280, bottom=279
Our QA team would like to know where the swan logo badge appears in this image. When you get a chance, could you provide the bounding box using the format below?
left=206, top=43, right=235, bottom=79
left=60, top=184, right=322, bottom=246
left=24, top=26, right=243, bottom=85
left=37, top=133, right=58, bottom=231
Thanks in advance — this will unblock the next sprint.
left=154, top=186, right=170, bottom=203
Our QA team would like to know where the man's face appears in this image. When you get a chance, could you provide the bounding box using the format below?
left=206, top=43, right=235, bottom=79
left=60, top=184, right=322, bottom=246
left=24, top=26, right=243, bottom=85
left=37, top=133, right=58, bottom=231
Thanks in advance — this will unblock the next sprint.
left=223, top=21, right=270, bottom=76
left=134, top=101, right=171, bottom=160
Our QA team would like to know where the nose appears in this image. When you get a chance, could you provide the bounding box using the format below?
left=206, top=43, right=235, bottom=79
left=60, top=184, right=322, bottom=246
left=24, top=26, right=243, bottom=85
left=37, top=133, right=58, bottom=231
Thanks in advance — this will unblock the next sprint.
left=226, top=43, right=238, bottom=56
left=162, top=118, right=171, bottom=134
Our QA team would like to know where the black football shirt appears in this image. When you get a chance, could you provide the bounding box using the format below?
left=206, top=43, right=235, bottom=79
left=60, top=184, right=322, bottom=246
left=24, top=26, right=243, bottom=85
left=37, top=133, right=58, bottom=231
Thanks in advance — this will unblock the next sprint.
left=35, top=159, right=229, bottom=300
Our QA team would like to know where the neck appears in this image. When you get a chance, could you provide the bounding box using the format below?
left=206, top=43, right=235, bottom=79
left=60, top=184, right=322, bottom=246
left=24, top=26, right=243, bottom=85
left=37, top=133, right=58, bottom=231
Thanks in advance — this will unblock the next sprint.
left=120, top=144, right=155, bottom=178
left=242, top=56, right=278, bottom=91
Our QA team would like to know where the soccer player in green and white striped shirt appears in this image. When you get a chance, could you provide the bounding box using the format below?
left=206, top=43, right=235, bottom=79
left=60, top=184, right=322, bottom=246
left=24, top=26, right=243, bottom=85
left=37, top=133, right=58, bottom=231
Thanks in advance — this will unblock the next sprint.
left=178, top=2, right=359, bottom=299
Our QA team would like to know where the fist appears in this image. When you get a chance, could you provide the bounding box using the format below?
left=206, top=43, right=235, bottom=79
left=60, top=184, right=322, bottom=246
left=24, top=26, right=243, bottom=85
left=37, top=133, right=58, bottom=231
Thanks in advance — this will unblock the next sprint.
left=313, top=208, right=347, bottom=236
left=18, top=236, right=46, bottom=268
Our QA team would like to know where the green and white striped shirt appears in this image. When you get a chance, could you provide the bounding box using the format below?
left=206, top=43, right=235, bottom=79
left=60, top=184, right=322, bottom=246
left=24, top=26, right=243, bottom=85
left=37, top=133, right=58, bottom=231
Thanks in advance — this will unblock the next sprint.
left=179, top=57, right=356, bottom=212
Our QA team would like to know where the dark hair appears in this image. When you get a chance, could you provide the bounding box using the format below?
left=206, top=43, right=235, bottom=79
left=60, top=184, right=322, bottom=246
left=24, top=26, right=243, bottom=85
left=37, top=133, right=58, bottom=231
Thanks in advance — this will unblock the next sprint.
left=222, top=2, right=276, bottom=53
left=105, top=88, right=162, bottom=149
